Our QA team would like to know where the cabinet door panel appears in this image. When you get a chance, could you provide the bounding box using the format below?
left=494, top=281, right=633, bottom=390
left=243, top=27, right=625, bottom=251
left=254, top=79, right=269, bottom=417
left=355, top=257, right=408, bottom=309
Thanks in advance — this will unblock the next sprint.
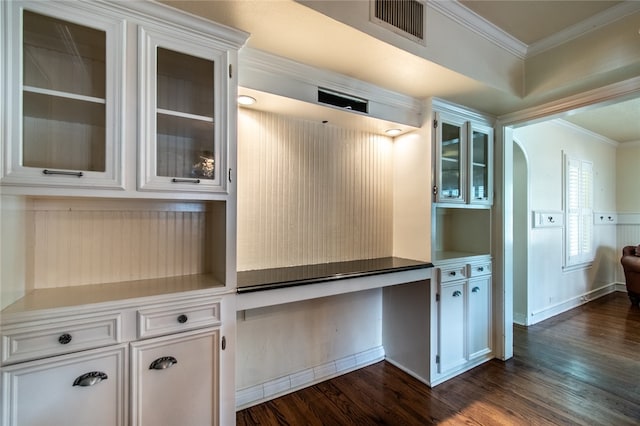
left=2, top=2, right=124, bottom=189
left=130, top=328, right=220, bottom=426
left=468, top=277, right=492, bottom=359
left=138, top=26, right=228, bottom=193
left=438, top=282, right=466, bottom=374
left=1, top=345, right=127, bottom=426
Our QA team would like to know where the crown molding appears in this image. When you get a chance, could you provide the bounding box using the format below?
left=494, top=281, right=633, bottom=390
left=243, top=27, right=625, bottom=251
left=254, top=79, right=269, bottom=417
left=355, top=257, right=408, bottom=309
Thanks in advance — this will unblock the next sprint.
left=429, top=0, right=528, bottom=59
left=431, top=0, right=640, bottom=60
left=497, top=76, right=640, bottom=127
left=553, top=119, right=619, bottom=147
left=527, top=1, right=640, bottom=57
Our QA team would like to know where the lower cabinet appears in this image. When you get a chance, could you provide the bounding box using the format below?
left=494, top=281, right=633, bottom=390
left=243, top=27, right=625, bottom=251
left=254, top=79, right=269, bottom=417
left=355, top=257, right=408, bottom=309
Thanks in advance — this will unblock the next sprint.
left=1, top=293, right=227, bottom=426
left=1, top=345, right=128, bottom=426
left=130, top=328, right=220, bottom=426
left=436, top=258, right=492, bottom=378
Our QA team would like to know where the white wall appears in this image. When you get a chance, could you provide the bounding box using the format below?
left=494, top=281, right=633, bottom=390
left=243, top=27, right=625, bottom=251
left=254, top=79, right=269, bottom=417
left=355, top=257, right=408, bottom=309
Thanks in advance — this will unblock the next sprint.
left=514, top=120, right=618, bottom=324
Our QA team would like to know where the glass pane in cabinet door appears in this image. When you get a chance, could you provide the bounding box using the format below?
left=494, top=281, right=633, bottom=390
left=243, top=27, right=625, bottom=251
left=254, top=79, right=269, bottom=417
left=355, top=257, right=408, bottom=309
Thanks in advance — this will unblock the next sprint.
left=472, top=130, right=489, bottom=200
left=23, top=11, right=106, bottom=98
left=440, top=122, right=461, bottom=198
left=156, top=48, right=215, bottom=180
left=22, top=11, right=106, bottom=172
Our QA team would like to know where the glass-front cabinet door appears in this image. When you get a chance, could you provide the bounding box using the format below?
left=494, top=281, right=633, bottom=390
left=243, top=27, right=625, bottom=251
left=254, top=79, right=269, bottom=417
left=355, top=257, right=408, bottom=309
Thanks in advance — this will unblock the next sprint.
left=435, top=114, right=467, bottom=204
left=469, top=124, right=493, bottom=205
left=2, top=2, right=124, bottom=189
left=138, top=25, right=229, bottom=194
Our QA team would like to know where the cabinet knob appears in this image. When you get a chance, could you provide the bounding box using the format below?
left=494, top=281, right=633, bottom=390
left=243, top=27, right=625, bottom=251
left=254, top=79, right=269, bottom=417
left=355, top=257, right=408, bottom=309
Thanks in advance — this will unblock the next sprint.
left=452, top=290, right=462, bottom=297
left=472, top=286, right=480, bottom=293
left=73, top=371, right=108, bottom=387
left=149, top=356, right=178, bottom=370
left=58, top=333, right=72, bottom=345
left=177, top=314, right=188, bottom=324
left=449, top=271, right=456, bottom=276
left=478, top=266, right=484, bottom=272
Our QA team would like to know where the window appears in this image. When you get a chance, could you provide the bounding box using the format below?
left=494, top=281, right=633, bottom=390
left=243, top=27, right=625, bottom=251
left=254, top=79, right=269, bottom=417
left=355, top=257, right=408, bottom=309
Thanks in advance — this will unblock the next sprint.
left=564, top=154, right=593, bottom=268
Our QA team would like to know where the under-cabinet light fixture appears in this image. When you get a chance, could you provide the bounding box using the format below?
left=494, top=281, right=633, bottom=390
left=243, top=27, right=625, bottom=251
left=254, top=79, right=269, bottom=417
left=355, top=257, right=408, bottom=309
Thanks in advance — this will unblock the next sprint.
left=385, top=128, right=402, bottom=136
left=238, top=95, right=257, bottom=105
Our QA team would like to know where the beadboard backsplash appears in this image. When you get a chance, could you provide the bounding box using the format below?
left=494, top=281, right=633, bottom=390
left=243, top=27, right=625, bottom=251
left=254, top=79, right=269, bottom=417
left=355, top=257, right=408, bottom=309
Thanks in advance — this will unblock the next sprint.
left=237, top=109, right=394, bottom=271
left=27, top=199, right=221, bottom=289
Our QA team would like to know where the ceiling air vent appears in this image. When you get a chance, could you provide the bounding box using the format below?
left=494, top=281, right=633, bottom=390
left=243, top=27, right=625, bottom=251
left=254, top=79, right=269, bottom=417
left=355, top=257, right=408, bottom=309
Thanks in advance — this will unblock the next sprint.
left=318, top=88, right=368, bottom=114
left=371, top=0, right=425, bottom=44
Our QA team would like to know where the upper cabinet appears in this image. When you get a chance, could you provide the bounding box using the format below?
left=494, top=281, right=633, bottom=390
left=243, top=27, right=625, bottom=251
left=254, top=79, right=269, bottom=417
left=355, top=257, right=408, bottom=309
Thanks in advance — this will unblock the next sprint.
left=1, top=0, right=248, bottom=198
left=433, top=108, right=494, bottom=207
left=2, top=2, right=125, bottom=189
left=138, top=25, right=230, bottom=194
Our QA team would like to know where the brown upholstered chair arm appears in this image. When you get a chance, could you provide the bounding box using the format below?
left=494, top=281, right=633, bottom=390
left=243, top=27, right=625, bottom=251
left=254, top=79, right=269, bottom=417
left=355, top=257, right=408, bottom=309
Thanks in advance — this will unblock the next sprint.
left=622, top=245, right=638, bottom=257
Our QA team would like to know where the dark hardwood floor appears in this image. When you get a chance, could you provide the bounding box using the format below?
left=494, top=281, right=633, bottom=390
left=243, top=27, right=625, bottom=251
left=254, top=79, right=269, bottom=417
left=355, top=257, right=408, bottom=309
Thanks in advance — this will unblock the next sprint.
left=236, top=291, right=640, bottom=425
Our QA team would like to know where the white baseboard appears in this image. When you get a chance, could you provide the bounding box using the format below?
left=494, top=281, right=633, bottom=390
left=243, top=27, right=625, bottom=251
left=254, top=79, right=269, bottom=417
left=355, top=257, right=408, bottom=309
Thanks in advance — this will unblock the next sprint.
left=528, top=283, right=618, bottom=325
left=235, top=345, right=385, bottom=410
left=513, top=312, right=527, bottom=326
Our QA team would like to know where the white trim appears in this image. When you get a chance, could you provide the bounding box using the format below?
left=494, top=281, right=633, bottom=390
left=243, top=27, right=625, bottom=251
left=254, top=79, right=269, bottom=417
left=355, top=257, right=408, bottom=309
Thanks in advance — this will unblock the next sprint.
left=235, top=346, right=385, bottom=410
left=527, top=1, right=640, bottom=57
left=552, top=119, right=619, bottom=147
left=528, top=283, right=617, bottom=325
left=238, top=47, right=423, bottom=125
left=498, top=76, right=640, bottom=126
left=431, top=0, right=640, bottom=59
left=429, top=0, right=527, bottom=59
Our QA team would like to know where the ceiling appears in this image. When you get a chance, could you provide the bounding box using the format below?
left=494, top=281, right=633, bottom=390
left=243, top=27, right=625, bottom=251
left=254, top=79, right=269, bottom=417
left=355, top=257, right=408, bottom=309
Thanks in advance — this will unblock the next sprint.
left=165, top=0, right=640, bottom=144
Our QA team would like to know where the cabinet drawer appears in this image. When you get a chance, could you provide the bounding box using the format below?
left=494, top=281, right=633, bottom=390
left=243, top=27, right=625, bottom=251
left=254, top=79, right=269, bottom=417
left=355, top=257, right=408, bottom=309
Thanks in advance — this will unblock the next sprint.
left=468, top=262, right=492, bottom=277
left=2, top=313, right=121, bottom=365
left=137, top=298, right=221, bottom=339
left=439, top=265, right=467, bottom=283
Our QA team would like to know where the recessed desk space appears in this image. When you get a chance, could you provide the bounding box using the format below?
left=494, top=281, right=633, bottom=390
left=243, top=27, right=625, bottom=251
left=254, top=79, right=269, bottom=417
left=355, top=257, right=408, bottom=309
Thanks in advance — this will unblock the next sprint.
left=236, top=257, right=433, bottom=310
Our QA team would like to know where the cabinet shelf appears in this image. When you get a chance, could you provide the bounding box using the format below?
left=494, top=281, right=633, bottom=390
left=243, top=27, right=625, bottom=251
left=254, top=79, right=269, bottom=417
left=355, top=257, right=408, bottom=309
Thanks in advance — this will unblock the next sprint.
left=1, top=273, right=224, bottom=315
left=23, top=85, right=106, bottom=104
left=157, top=108, right=214, bottom=123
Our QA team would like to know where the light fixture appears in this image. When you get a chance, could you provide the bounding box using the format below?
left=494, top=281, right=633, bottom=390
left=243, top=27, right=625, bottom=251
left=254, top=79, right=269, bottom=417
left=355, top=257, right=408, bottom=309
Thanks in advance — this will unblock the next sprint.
left=385, top=128, right=402, bottom=136
left=237, top=95, right=257, bottom=105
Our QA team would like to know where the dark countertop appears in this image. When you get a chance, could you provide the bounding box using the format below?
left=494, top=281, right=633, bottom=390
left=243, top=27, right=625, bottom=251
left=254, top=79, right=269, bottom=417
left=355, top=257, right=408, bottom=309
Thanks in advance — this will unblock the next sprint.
left=237, top=257, right=433, bottom=293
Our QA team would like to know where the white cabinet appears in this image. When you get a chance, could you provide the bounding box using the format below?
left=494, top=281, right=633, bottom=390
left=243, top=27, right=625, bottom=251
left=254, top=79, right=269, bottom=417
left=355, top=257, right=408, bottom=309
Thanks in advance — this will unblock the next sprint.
left=434, top=111, right=493, bottom=206
left=130, top=328, right=220, bottom=426
left=1, top=344, right=128, bottom=426
left=1, top=0, right=247, bottom=198
left=1, top=292, right=230, bottom=426
left=1, top=1, right=125, bottom=189
left=137, top=22, right=232, bottom=194
left=435, top=258, right=492, bottom=378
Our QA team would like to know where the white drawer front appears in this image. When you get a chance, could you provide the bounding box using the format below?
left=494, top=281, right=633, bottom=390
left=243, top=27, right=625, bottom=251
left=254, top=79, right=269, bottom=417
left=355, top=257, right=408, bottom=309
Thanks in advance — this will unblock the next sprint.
left=439, top=265, right=467, bottom=283
left=469, top=262, right=492, bottom=277
left=137, top=298, right=221, bottom=339
left=2, top=314, right=121, bottom=365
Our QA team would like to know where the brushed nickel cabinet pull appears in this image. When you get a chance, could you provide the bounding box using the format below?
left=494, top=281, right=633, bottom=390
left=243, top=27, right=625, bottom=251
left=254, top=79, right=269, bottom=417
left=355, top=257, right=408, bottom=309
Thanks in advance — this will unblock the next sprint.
left=149, top=356, right=178, bottom=370
left=43, top=169, right=83, bottom=177
left=171, top=178, right=200, bottom=184
left=73, top=371, right=107, bottom=387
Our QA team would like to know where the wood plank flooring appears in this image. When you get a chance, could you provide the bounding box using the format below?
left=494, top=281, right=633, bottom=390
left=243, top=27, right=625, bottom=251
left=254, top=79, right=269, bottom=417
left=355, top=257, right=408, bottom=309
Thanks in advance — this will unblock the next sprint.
left=236, top=291, right=640, bottom=425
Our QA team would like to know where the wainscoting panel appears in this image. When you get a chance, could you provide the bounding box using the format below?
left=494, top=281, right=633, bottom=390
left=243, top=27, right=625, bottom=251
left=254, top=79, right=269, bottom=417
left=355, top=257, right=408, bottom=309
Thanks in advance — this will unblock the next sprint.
left=29, top=199, right=213, bottom=289
left=237, top=109, right=394, bottom=271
